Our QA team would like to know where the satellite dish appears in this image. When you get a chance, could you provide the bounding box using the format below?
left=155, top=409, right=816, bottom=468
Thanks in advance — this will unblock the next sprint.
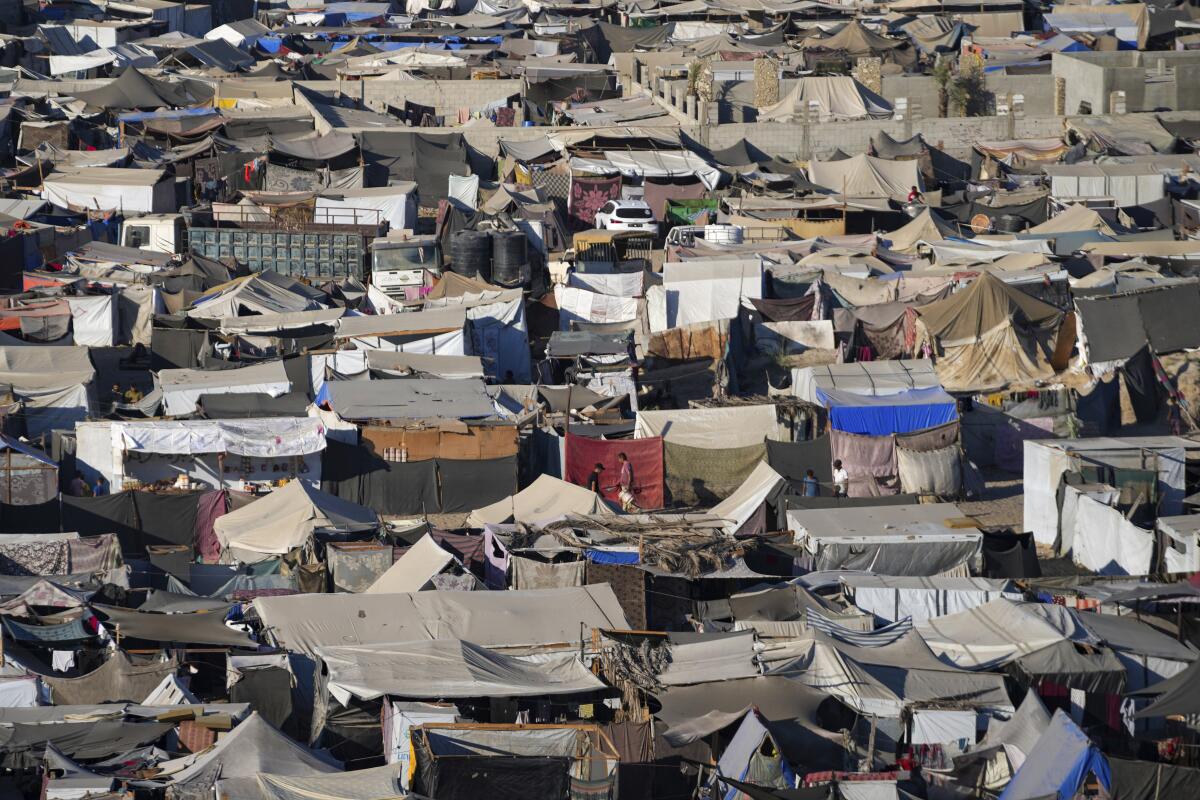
left=970, top=213, right=993, bottom=234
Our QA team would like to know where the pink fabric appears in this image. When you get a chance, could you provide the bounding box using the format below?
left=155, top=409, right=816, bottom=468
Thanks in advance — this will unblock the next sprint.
left=194, top=490, right=228, bottom=563
left=829, top=429, right=898, bottom=498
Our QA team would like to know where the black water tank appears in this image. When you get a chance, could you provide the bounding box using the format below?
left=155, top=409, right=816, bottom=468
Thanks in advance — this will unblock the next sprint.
left=491, top=230, right=527, bottom=287
left=994, top=214, right=1026, bottom=234
left=450, top=230, right=491, bottom=279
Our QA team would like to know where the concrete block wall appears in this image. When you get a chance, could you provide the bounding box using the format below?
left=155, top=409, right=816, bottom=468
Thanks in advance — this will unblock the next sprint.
left=880, top=73, right=1056, bottom=118
left=296, top=79, right=524, bottom=119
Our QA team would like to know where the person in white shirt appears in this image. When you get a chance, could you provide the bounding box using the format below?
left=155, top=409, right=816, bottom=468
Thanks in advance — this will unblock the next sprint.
left=832, top=460, right=849, bottom=497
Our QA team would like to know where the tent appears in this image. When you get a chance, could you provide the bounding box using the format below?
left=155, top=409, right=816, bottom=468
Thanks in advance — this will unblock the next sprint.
left=253, top=586, right=630, bottom=654
left=916, top=272, right=1070, bottom=392
left=317, top=640, right=605, bottom=704
left=41, top=168, right=176, bottom=214
left=799, top=20, right=909, bottom=58
left=915, top=599, right=1081, bottom=669
left=158, top=360, right=291, bottom=417
left=817, top=386, right=958, bottom=436
left=466, top=474, right=614, bottom=527
left=757, top=76, right=892, bottom=123
left=71, top=67, right=214, bottom=110
left=148, top=712, right=339, bottom=798
left=997, top=710, right=1110, bottom=800
left=213, top=480, right=379, bottom=563
left=1130, top=659, right=1200, bottom=718
left=809, top=154, right=921, bottom=201
left=0, top=346, right=94, bottom=437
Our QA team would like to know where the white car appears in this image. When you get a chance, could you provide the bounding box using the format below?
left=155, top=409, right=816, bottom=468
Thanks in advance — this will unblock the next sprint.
left=594, top=200, right=659, bottom=236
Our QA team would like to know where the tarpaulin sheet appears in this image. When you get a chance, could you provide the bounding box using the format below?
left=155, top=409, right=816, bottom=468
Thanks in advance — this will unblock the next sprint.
left=133, top=491, right=201, bottom=550
left=765, top=437, right=833, bottom=491
left=664, top=441, right=764, bottom=507
left=61, top=492, right=141, bottom=552
left=367, top=535, right=453, bottom=594
left=231, top=667, right=293, bottom=731
left=94, top=604, right=254, bottom=647
left=982, top=532, right=1041, bottom=579
left=321, top=640, right=603, bottom=704
left=896, top=445, right=961, bottom=496
left=895, top=420, right=959, bottom=453
left=750, top=296, right=816, bottom=323
left=322, top=441, right=441, bottom=516
left=568, top=175, right=621, bottom=229
left=68, top=534, right=121, bottom=575
left=438, top=457, right=517, bottom=514
left=64, top=295, right=115, bottom=347
left=1108, top=758, right=1200, bottom=800
left=3, top=616, right=91, bottom=643
left=819, top=387, right=958, bottom=436
left=565, top=434, right=663, bottom=509
left=0, top=500, right=61, bottom=533
left=635, top=404, right=779, bottom=449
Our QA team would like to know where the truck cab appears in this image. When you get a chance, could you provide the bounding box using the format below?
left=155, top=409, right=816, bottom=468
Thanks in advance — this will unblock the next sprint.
left=370, top=235, right=442, bottom=299
left=121, top=214, right=185, bottom=255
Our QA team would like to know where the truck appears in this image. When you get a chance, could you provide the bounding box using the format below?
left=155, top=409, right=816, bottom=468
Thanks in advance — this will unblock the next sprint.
left=182, top=206, right=387, bottom=281
left=120, top=213, right=186, bottom=255
left=370, top=235, right=442, bottom=300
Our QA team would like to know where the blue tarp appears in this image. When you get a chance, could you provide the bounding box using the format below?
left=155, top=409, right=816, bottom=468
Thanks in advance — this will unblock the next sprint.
left=817, top=386, right=958, bottom=436
left=999, top=710, right=1111, bottom=800
left=585, top=549, right=639, bottom=565
left=118, top=108, right=217, bottom=124
left=257, top=36, right=283, bottom=53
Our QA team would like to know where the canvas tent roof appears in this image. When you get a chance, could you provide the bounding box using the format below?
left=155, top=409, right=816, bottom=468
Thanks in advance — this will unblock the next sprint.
left=915, top=599, right=1082, bottom=669
left=364, top=534, right=454, bottom=593
left=213, top=480, right=378, bottom=562
left=146, top=712, right=339, bottom=792
left=93, top=604, right=255, bottom=648
left=158, top=360, right=291, bottom=417
left=252, top=586, right=630, bottom=654
left=324, top=379, right=495, bottom=421
left=317, top=639, right=606, bottom=704
left=792, top=360, right=941, bottom=403
left=0, top=346, right=94, bottom=390
left=466, top=474, right=614, bottom=527
left=1131, top=659, right=1200, bottom=718
left=809, top=154, right=921, bottom=200
left=251, top=764, right=405, bottom=800
left=915, top=272, right=1066, bottom=392
left=71, top=67, right=214, bottom=109
left=800, top=20, right=906, bottom=54
left=758, top=76, right=892, bottom=123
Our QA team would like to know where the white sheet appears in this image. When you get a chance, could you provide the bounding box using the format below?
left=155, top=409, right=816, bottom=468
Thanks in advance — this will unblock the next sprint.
left=1072, top=494, right=1154, bottom=576
left=1023, top=441, right=1076, bottom=546
left=635, top=404, right=781, bottom=448
left=65, top=295, right=116, bottom=347
left=554, top=285, right=638, bottom=329
left=910, top=708, right=977, bottom=746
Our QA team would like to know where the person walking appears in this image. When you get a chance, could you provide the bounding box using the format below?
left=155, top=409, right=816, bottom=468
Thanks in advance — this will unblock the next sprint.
left=802, top=469, right=820, bottom=497
left=587, top=462, right=604, bottom=494
left=832, top=460, right=849, bottom=497
left=617, top=452, right=638, bottom=512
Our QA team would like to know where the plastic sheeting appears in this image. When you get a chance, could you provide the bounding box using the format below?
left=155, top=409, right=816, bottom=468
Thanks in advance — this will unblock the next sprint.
left=159, top=360, right=291, bottom=417
left=319, top=640, right=604, bottom=704
left=844, top=575, right=1021, bottom=624
left=809, top=154, right=919, bottom=200
left=819, top=386, right=958, bottom=436
left=64, top=296, right=116, bottom=348
left=115, top=418, right=327, bottom=458
left=660, top=260, right=762, bottom=330
left=253, top=586, right=629, bottom=654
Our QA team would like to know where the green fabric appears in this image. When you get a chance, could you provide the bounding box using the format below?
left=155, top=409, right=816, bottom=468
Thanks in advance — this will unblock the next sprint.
left=664, top=441, right=766, bottom=506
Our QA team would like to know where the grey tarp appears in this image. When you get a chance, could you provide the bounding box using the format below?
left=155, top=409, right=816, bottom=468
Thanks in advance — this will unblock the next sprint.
left=765, top=437, right=833, bottom=493
left=0, top=721, right=174, bottom=768
left=1072, top=609, right=1197, bottom=661
left=325, top=379, right=494, bottom=421
left=254, top=763, right=405, bottom=800
left=1109, top=758, right=1200, bottom=800
left=253, top=585, right=629, bottom=655
left=1008, top=639, right=1126, bottom=694
left=1076, top=283, right=1200, bottom=362
left=41, top=651, right=178, bottom=705
left=982, top=689, right=1051, bottom=756
left=511, top=557, right=585, bottom=590
left=317, top=640, right=605, bottom=703
left=1131, top=659, right=1200, bottom=718
left=153, top=712, right=339, bottom=800
left=652, top=676, right=845, bottom=746
left=71, top=68, right=213, bottom=110
left=269, top=133, right=357, bottom=162
left=93, top=604, right=255, bottom=648
left=813, top=538, right=979, bottom=575
left=139, top=589, right=230, bottom=614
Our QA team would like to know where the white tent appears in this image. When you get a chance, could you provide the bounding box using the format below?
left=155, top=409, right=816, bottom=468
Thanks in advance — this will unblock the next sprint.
left=65, top=295, right=117, bottom=347
left=466, top=474, right=614, bottom=527
left=41, top=168, right=175, bottom=214
left=158, top=360, right=291, bottom=417
left=654, top=259, right=763, bottom=331
left=214, top=480, right=378, bottom=564
left=758, top=76, right=893, bottom=123
left=315, top=184, right=417, bottom=230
